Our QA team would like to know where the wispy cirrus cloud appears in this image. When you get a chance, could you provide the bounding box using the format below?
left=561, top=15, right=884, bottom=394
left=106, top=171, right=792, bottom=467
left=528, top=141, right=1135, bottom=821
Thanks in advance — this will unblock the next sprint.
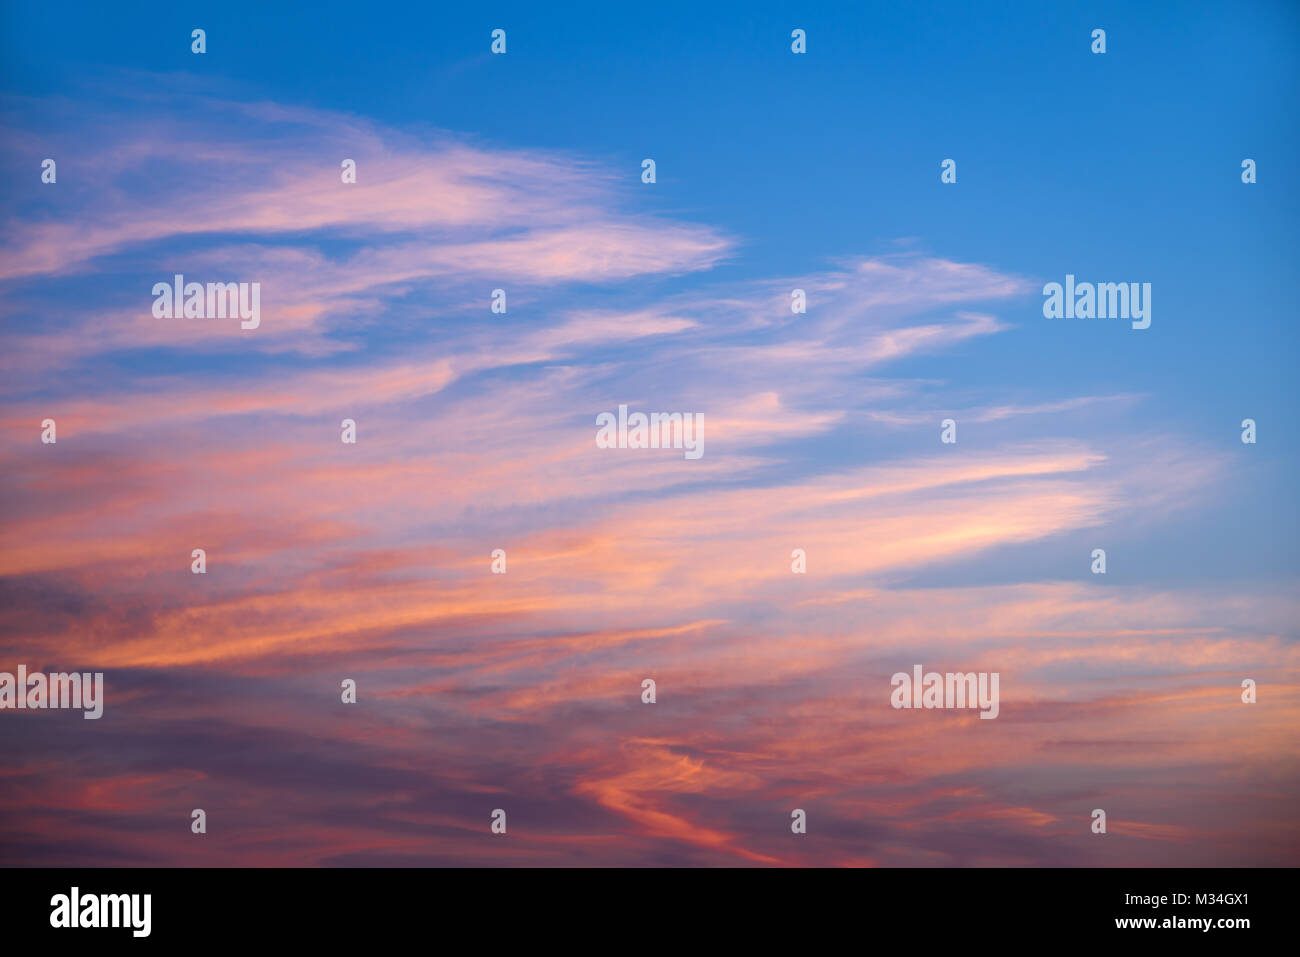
left=2, top=79, right=1295, bottom=868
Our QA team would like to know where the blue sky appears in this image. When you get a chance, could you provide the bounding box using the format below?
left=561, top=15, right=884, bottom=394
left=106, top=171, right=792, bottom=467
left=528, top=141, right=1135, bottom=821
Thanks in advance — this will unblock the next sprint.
left=5, top=0, right=1296, bottom=582
left=1, top=2, right=1297, bottom=866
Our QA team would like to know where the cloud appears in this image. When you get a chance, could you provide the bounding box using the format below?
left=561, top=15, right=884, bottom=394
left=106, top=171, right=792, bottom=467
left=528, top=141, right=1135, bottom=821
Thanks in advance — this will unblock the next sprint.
left=2, top=80, right=1295, bottom=867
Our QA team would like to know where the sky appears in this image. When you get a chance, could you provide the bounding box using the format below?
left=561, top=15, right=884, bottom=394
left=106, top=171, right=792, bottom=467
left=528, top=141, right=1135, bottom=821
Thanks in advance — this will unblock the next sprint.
left=0, top=0, right=1297, bottom=866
